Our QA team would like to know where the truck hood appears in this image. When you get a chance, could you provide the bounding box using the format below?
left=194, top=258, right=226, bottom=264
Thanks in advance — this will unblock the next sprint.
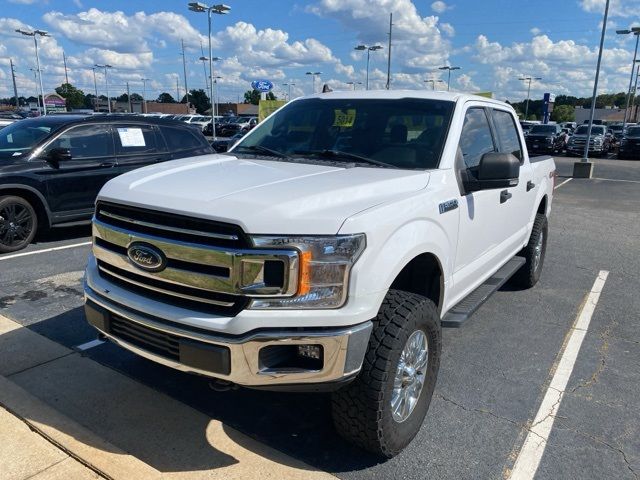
left=98, top=154, right=430, bottom=234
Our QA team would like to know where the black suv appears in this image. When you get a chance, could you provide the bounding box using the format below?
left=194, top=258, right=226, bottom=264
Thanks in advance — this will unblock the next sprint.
left=0, top=115, right=213, bottom=253
left=618, top=125, right=640, bottom=159
left=525, top=124, right=567, bottom=154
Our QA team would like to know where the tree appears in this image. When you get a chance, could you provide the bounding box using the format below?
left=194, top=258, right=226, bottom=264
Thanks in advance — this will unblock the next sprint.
left=243, top=90, right=276, bottom=105
left=84, top=94, right=96, bottom=110
left=130, top=93, right=143, bottom=102
left=157, top=92, right=176, bottom=103
left=55, top=83, right=86, bottom=109
left=116, top=93, right=129, bottom=102
left=181, top=89, right=210, bottom=114
left=551, top=104, right=575, bottom=123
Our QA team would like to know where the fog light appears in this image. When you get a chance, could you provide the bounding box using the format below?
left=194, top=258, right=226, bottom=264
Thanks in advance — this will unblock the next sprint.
left=297, top=345, right=322, bottom=360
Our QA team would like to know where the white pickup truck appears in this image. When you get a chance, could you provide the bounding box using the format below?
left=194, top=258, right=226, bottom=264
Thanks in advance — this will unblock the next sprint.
left=84, top=91, right=555, bottom=457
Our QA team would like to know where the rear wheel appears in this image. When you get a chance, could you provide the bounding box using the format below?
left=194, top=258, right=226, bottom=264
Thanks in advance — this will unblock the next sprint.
left=513, top=213, right=547, bottom=288
left=0, top=196, right=38, bottom=253
left=331, top=290, right=441, bottom=458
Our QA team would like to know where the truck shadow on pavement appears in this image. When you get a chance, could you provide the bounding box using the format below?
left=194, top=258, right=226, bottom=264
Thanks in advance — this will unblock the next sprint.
left=17, top=307, right=383, bottom=474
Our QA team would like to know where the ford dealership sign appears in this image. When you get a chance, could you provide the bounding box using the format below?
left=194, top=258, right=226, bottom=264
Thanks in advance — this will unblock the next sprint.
left=251, top=80, right=274, bottom=93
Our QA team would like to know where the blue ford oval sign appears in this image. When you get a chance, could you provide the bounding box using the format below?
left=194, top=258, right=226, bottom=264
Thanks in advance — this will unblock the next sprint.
left=127, top=242, right=167, bottom=273
left=251, top=80, right=273, bottom=93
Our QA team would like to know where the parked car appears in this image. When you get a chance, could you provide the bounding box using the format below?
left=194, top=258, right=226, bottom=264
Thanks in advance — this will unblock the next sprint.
left=203, top=116, right=238, bottom=137
left=525, top=124, right=567, bottom=154
left=0, top=115, right=213, bottom=253
left=559, top=122, right=576, bottom=133
left=211, top=132, right=245, bottom=153
left=617, top=125, right=640, bottom=159
left=566, top=124, right=611, bottom=157
left=180, top=115, right=212, bottom=131
left=0, top=113, right=21, bottom=130
left=219, top=117, right=258, bottom=136
left=83, top=91, right=555, bottom=457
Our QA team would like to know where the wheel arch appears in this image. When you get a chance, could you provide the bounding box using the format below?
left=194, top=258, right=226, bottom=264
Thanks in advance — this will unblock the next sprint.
left=537, top=194, right=548, bottom=216
left=389, top=252, right=445, bottom=314
left=0, top=185, right=51, bottom=229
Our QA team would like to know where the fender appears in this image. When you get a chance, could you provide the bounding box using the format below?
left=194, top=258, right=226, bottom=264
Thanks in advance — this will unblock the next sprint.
left=0, top=183, right=52, bottom=227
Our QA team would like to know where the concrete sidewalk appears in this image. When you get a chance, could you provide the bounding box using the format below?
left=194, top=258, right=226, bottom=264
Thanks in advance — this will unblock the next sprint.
left=0, top=313, right=336, bottom=480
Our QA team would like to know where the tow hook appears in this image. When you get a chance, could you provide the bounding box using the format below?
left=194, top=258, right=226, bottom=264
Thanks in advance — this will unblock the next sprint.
left=208, top=379, right=238, bottom=392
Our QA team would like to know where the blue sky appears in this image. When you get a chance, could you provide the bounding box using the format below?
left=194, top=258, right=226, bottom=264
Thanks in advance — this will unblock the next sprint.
left=1, top=0, right=640, bottom=103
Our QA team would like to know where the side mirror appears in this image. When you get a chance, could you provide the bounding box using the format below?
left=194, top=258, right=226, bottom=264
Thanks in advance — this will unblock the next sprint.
left=464, top=152, right=520, bottom=192
left=48, top=147, right=72, bottom=162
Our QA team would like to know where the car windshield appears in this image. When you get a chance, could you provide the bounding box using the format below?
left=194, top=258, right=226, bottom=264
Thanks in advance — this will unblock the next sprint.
left=232, top=97, right=455, bottom=170
left=530, top=125, right=556, bottom=134
left=0, top=122, right=52, bottom=156
left=575, top=125, right=605, bottom=135
left=609, top=126, right=623, bottom=132
left=626, top=126, right=640, bottom=136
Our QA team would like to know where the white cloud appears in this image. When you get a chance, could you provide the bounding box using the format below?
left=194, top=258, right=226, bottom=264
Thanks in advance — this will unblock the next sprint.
left=441, top=22, right=455, bottom=37
left=580, top=0, right=640, bottom=18
left=530, top=27, right=541, bottom=35
left=431, top=1, right=450, bottom=14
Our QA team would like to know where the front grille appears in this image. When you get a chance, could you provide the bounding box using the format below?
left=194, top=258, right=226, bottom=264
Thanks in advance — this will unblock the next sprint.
left=110, top=314, right=180, bottom=360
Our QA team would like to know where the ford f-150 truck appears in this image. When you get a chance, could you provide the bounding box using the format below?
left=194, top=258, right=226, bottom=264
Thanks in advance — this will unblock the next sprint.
left=83, top=91, right=555, bottom=458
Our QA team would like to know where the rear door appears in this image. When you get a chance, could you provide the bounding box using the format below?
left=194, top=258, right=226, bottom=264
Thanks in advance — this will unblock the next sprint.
left=42, top=123, right=118, bottom=216
left=158, top=125, right=213, bottom=159
left=113, top=124, right=171, bottom=172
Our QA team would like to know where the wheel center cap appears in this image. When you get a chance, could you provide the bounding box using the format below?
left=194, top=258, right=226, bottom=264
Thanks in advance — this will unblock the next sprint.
left=402, top=366, right=417, bottom=386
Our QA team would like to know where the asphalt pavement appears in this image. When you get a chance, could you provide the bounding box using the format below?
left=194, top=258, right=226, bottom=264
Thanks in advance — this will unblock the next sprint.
left=0, top=155, right=638, bottom=479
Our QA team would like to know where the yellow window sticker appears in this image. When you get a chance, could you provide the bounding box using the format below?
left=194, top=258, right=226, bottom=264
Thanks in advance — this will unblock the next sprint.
left=333, top=109, right=356, bottom=127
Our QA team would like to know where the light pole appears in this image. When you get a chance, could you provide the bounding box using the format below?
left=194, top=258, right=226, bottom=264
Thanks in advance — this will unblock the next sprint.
left=95, top=64, right=113, bottom=112
left=90, top=67, right=99, bottom=110
left=354, top=45, right=383, bottom=90
left=199, top=55, right=219, bottom=105
left=188, top=2, right=230, bottom=139
left=140, top=78, right=150, bottom=114
left=282, top=82, right=296, bottom=100
left=616, top=27, right=640, bottom=131
left=29, top=68, right=42, bottom=114
left=16, top=29, right=49, bottom=115
left=438, top=66, right=460, bottom=91
left=424, top=79, right=445, bottom=90
left=306, top=71, right=322, bottom=94
left=518, top=76, right=542, bottom=121
left=212, top=75, right=222, bottom=115
left=346, top=81, right=362, bottom=90
left=631, top=60, right=640, bottom=123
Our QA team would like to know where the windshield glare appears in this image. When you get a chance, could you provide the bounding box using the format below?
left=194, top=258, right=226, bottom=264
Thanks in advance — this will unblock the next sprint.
left=232, top=98, right=455, bottom=169
left=530, top=125, right=556, bottom=134
left=575, top=126, right=605, bottom=135
left=0, top=122, right=52, bottom=156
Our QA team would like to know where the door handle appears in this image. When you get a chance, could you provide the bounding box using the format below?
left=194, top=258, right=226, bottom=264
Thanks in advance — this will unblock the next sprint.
left=500, top=190, right=512, bottom=204
left=527, top=180, right=536, bottom=191
left=100, top=162, right=116, bottom=167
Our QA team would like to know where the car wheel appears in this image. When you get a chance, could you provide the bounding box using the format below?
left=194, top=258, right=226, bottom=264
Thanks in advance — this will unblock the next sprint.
left=331, top=290, right=441, bottom=458
left=513, top=213, right=548, bottom=288
left=0, top=195, right=38, bottom=254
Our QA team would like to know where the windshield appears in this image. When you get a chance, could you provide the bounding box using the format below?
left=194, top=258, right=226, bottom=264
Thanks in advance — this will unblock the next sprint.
left=530, top=125, right=557, bottom=134
left=575, top=125, right=605, bottom=135
left=609, top=125, right=623, bottom=132
left=0, top=122, right=52, bottom=156
left=626, top=127, right=640, bottom=137
left=232, top=98, right=455, bottom=169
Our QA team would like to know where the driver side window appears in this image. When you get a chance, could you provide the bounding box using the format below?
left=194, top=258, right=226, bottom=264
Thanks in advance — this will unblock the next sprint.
left=458, top=108, right=496, bottom=169
left=46, top=124, right=114, bottom=160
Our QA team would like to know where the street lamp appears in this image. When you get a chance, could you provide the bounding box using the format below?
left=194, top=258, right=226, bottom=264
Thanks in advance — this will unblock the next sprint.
left=16, top=29, right=49, bottom=115
left=346, top=81, right=363, bottom=90
left=199, top=55, right=219, bottom=102
left=140, top=78, right=150, bottom=114
left=188, top=2, right=230, bottom=138
left=212, top=75, right=222, bottom=115
left=282, top=82, right=296, bottom=100
left=94, top=64, right=113, bottom=113
left=306, top=71, right=322, bottom=94
left=438, top=66, right=460, bottom=91
left=29, top=68, right=42, bottom=114
left=90, top=67, right=99, bottom=110
left=354, top=45, right=383, bottom=90
left=518, top=76, right=542, bottom=121
left=630, top=60, right=640, bottom=123
left=424, top=79, right=445, bottom=90
left=616, top=27, right=640, bottom=131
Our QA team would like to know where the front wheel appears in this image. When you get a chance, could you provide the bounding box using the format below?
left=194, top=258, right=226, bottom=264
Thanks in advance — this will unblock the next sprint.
left=331, top=290, right=441, bottom=458
left=0, top=196, right=38, bottom=254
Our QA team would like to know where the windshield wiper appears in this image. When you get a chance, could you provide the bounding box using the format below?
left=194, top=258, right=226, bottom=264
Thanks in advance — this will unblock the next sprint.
left=295, top=149, right=393, bottom=168
left=233, top=145, right=291, bottom=158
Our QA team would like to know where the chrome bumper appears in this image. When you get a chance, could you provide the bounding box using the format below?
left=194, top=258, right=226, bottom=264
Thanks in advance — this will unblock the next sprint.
left=84, top=284, right=372, bottom=387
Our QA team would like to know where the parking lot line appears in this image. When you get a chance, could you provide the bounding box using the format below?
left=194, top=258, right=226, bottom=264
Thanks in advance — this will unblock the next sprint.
left=509, top=270, right=609, bottom=480
left=0, top=241, right=92, bottom=262
left=554, top=178, right=572, bottom=190
left=74, top=339, right=105, bottom=351
left=591, top=177, right=640, bottom=184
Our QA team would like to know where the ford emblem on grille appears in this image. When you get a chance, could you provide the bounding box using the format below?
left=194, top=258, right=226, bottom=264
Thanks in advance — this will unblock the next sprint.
left=127, top=242, right=167, bottom=272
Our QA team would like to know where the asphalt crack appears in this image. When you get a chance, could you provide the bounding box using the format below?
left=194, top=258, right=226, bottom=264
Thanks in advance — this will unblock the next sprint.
left=571, top=319, right=617, bottom=394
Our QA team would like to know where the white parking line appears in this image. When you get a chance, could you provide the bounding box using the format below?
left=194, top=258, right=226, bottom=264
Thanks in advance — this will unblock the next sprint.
left=0, top=241, right=91, bottom=262
left=554, top=178, right=573, bottom=190
left=509, top=270, right=609, bottom=480
left=592, top=177, right=640, bottom=184
left=75, top=339, right=106, bottom=351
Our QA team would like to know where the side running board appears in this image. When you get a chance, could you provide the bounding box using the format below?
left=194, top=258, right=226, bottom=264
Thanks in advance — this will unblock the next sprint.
left=441, top=256, right=526, bottom=328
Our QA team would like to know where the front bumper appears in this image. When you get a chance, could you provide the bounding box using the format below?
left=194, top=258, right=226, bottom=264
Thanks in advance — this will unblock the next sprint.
left=84, top=283, right=372, bottom=389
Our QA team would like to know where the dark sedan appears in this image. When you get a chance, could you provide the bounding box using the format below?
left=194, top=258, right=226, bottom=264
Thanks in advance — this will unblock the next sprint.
left=618, top=126, right=640, bottom=159
left=0, top=114, right=213, bottom=253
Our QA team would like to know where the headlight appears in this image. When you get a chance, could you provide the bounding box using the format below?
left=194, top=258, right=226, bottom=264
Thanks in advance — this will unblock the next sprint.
left=249, top=234, right=366, bottom=309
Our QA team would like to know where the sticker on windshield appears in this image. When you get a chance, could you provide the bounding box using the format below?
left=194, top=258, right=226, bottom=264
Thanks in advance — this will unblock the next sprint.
left=333, top=109, right=356, bottom=128
left=117, top=128, right=146, bottom=147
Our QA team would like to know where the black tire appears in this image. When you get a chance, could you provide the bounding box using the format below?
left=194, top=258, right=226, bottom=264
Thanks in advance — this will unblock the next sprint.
left=331, top=290, right=441, bottom=458
left=513, top=213, right=548, bottom=288
left=0, top=195, right=38, bottom=254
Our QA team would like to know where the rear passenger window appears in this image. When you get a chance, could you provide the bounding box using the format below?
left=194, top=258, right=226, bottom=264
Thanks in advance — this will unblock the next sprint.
left=160, top=126, right=203, bottom=151
left=458, top=108, right=496, bottom=169
left=114, top=125, right=164, bottom=155
left=492, top=110, right=523, bottom=161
